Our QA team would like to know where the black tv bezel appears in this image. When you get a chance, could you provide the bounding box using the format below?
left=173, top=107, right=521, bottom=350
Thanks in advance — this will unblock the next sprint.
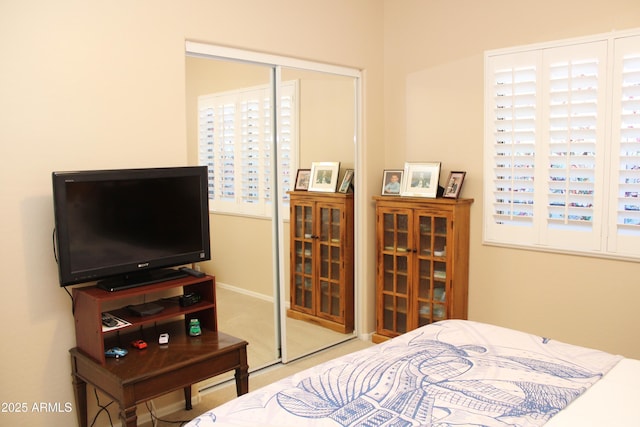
left=52, top=166, right=211, bottom=288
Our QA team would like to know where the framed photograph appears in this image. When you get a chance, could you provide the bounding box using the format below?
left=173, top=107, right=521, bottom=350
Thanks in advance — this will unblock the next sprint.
left=401, top=162, right=441, bottom=198
left=381, top=169, right=403, bottom=196
left=443, top=171, right=466, bottom=199
left=338, top=169, right=354, bottom=193
left=294, top=169, right=311, bottom=191
left=308, top=161, right=340, bottom=192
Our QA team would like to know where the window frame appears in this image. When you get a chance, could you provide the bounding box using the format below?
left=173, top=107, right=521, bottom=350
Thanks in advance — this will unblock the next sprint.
left=483, top=28, right=640, bottom=261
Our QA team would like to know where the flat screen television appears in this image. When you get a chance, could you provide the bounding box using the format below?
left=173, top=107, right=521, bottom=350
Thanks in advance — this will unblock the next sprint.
left=52, top=166, right=211, bottom=291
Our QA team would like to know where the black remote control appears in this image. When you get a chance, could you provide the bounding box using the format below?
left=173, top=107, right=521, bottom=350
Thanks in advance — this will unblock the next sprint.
left=102, top=314, right=118, bottom=328
left=179, top=266, right=205, bottom=278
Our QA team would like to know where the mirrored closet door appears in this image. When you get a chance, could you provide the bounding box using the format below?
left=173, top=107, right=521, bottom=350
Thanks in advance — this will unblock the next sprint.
left=185, top=43, right=360, bottom=374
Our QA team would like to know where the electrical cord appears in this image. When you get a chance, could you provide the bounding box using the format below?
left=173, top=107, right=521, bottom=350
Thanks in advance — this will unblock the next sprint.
left=55, top=227, right=77, bottom=315
left=89, top=387, right=114, bottom=427
left=145, top=400, right=193, bottom=426
left=52, top=227, right=58, bottom=264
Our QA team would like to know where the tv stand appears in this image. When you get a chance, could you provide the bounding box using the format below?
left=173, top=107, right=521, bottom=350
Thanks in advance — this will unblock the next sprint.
left=97, top=268, right=188, bottom=292
left=70, top=275, right=249, bottom=427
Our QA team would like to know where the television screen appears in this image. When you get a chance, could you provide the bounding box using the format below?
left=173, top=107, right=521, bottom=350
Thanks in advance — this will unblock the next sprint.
left=52, top=166, right=211, bottom=290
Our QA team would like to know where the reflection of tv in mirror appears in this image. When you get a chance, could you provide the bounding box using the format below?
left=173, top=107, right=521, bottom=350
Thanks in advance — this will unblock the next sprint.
left=52, top=166, right=211, bottom=291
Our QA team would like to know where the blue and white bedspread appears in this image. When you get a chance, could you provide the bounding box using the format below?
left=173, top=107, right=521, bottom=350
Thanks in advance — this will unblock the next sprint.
left=186, top=320, right=623, bottom=427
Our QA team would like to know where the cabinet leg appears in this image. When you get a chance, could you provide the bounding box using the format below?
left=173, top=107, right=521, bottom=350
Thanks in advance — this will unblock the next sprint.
left=71, top=374, right=87, bottom=427
left=120, top=405, right=137, bottom=427
left=235, top=345, right=249, bottom=396
left=235, top=366, right=249, bottom=396
left=184, top=385, right=192, bottom=410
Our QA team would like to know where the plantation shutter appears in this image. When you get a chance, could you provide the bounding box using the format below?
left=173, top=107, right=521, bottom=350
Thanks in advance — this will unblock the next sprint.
left=540, top=41, right=607, bottom=251
left=485, top=30, right=640, bottom=260
left=485, top=51, right=539, bottom=245
left=608, top=35, right=640, bottom=257
left=198, top=81, right=298, bottom=217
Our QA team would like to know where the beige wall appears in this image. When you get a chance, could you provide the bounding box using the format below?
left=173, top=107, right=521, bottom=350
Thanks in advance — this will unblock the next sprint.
left=383, top=0, right=640, bottom=359
left=2, top=0, right=640, bottom=426
left=0, top=1, right=383, bottom=426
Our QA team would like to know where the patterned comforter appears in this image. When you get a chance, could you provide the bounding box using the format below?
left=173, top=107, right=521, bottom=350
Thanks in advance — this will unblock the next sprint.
left=186, top=320, right=622, bottom=427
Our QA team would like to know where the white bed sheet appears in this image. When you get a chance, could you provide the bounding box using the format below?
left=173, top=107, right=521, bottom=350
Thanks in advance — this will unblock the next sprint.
left=545, top=357, right=640, bottom=426
left=186, top=320, right=631, bottom=427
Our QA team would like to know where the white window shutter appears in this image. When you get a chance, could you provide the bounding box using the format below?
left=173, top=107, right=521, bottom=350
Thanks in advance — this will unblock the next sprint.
left=197, top=82, right=298, bottom=218
left=608, top=35, right=640, bottom=256
left=539, top=41, right=608, bottom=251
left=484, top=50, right=539, bottom=245
left=485, top=30, right=640, bottom=261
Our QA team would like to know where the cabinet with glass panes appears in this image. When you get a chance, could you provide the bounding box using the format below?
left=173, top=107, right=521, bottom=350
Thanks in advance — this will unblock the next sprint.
left=372, top=196, right=473, bottom=343
left=287, top=191, right=354, bottom=333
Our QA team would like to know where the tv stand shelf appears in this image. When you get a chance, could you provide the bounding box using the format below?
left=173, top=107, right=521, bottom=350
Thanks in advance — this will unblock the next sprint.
left=73, top=275, right=217, bottom=364
left=106, top=300, right=213, bottom=330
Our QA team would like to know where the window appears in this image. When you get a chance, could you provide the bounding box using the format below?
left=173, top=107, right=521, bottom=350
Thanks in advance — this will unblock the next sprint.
left=484, top=30, right=640, bottom=260
left=198, top=81, right=298, bottom=217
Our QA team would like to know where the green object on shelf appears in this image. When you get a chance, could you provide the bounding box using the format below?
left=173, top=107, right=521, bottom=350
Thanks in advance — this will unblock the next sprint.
left=189, top=318, right=202, bottom=336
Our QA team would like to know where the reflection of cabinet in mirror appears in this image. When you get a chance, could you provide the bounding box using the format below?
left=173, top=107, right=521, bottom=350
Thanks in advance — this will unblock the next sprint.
left=288, top=191, right=354, bottom=333
left=372, top=196, right=473, bottom=343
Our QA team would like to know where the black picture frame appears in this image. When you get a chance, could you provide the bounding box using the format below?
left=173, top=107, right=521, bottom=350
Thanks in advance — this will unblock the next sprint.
left=294, top=169, right=311, bottom=191
left=338, top=169, right=354, bottom=193
left=443, top=171, right=466, bottom=199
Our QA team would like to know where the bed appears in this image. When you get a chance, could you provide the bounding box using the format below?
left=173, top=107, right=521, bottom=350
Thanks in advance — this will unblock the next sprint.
left=185, top=319, right=640, bottom=427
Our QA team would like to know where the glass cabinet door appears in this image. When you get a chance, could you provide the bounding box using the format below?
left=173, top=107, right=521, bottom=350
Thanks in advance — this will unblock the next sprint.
left=374, top=197, right=472, bottom=344
left=416, top=212, right=449, bottom=327
left=318, top=205, right=343, bottom=321
left=379, top=209, right=412, bottom=335
left=289, top=193, right=354, bottom=336
left=292, top=204, right=314, bottom=312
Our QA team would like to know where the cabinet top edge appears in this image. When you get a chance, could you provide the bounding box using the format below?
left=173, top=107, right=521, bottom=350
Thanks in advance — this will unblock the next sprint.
left=289, top=191, right=354, bottom=199
left=373, top=196, right=474, bottom=205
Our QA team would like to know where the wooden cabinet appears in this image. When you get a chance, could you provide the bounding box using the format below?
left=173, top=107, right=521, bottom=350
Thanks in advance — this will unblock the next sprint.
left=288, top=191, right=354, bottom=333
left=73, top=275, right=218, bottom=364
left=372, top=196, right=473, bottom=343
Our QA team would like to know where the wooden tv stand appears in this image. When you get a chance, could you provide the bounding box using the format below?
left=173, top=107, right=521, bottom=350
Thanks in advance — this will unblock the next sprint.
left=69, top=274, right=248, bottom=427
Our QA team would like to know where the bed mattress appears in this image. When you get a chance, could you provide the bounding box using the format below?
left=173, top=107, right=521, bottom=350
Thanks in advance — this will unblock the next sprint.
left=186, top=320, right=636, bottom=427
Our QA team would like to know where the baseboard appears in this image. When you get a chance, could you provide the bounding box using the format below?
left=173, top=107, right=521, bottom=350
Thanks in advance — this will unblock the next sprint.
left=215, top=281, right=274, bottom=303
left=215, top=281, right=291, bottom=309
left=358, top=331, right=374, bottom=342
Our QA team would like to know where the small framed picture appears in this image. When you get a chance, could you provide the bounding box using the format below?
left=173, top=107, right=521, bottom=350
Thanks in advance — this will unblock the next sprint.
left=308, top=161, right=340, bottom=192
left=401, top=162, right=441, bottom=198
left=338, top=169, right=354, bottom=193
left=294, top=169, right=311, bottom=191
left=381, top=169, right=403, bottom=196
left=443, top=171, right=466, bottom=199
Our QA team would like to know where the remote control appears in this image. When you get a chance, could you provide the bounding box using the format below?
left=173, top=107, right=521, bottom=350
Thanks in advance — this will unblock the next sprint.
left=102, top=313, right=118, bottom=328
left=159, top=333, right=169, bottom=345
left=179, top=266, right=205, bottom=278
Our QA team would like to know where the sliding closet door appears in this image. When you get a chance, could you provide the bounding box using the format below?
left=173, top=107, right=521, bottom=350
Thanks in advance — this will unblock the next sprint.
left=185, top=56, right=281, bottom=374
left=185, top=43, right=361, bottom=373
left=279, top=67, right=357, bottom=363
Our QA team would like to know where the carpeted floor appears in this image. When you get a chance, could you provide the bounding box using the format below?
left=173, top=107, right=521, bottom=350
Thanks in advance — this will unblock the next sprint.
left=136, top=287, right=372, bottom=426
left=141, top=338, right=373, bottom=426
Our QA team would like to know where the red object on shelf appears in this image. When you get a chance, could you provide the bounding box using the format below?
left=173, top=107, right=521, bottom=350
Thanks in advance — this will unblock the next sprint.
left=131, top=339, right=147, bottom=350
